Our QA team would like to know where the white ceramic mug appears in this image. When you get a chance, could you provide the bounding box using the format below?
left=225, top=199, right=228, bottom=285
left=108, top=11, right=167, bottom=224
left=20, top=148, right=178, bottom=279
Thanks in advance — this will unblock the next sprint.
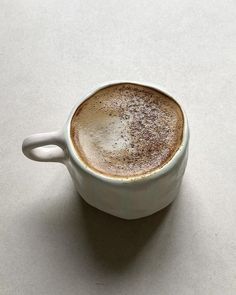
left=22, top=81, right=189, bottom=220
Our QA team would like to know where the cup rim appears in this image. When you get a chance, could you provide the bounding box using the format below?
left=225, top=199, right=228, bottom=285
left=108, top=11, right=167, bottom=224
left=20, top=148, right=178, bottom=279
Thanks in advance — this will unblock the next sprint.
left=64, top=81, right=189, bottom=184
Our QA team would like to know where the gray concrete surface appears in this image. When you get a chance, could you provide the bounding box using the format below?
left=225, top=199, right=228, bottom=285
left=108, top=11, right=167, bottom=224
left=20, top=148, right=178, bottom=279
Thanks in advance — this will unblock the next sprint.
left=1, top=0, right=236, bottom=294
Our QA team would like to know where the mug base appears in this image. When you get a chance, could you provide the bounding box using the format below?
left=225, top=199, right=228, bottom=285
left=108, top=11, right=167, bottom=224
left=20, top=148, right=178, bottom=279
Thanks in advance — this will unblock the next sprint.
left=79, top=192, right=177, bottom=220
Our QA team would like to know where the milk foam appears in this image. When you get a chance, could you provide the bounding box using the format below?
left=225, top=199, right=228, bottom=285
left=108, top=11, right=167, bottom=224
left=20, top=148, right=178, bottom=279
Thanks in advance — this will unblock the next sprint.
left=71, top=83, right=184, bottom=177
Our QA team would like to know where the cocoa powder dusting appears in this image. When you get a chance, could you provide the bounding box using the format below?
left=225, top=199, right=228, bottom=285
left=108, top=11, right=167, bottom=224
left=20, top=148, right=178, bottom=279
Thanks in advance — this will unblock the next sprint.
left=71, top=83, right=184, bottom=178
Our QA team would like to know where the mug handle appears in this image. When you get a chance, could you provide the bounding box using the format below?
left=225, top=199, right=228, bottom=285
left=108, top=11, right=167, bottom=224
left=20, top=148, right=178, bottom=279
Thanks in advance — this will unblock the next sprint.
left=22, top=130, right=66, bottom=163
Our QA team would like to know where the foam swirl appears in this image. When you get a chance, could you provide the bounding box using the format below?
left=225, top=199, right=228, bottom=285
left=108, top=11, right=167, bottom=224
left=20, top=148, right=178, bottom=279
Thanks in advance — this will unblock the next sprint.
left=71, top=83, right=184, bottom=178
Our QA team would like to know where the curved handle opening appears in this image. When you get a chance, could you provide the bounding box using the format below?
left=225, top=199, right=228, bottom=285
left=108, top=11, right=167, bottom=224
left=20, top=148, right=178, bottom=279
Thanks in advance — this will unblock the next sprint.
left=22, top=130, right=67, bottom=163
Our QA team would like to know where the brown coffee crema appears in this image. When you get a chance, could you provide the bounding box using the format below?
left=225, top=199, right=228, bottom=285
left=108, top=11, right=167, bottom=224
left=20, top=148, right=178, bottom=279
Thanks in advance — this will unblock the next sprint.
left=71, top=83, right=184, bottom=178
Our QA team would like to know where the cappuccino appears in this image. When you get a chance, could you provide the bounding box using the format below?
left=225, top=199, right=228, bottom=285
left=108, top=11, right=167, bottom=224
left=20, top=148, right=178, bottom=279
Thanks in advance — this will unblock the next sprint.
left=71, top=83, right=184, bottom=178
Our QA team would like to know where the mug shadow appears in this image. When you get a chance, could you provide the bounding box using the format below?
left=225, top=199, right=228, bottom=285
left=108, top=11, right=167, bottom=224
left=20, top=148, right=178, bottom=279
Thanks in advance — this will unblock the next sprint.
left=79, top=195, right=171, bottom=272
left=31, top=175, right=178, bottom=275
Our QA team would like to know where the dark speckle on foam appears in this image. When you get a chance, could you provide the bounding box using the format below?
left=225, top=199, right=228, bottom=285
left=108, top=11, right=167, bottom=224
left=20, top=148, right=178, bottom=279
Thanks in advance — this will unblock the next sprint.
left=71, top=83, right=184, bottom=178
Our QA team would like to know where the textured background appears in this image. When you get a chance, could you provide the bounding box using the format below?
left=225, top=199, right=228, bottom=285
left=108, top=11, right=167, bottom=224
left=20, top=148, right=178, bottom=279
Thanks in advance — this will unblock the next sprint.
left=0, top=0, right=236, bottom=294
